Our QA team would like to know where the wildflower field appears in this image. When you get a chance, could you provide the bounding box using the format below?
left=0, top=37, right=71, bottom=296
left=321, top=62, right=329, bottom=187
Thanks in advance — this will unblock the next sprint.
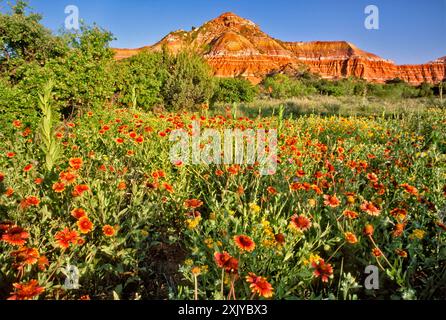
left=1, top=89, right=445, bottom=301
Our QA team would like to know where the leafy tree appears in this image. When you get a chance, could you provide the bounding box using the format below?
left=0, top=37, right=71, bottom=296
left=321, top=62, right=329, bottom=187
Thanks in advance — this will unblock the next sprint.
left=0, top=0, right=66, bottom=74
left=212, top=77, right=257, bottom=104
left=417, top=82, right=433, bottom=98
left=114, top=51, right=167, bottom=110
left=161, top=50, right=214, bottom=111
left=13, top=24, right=116, bottom=116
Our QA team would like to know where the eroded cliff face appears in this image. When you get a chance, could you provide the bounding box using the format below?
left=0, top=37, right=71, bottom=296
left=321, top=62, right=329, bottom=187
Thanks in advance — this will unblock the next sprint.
left=113, top=12, right=445, bottom=85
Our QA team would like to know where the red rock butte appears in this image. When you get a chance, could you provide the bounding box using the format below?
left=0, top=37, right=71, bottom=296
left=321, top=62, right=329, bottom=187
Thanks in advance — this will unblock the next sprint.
left=113, top=12, right=446, bottom=85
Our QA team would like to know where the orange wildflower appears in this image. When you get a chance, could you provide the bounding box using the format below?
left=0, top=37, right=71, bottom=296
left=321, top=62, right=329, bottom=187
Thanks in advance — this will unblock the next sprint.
left=323, top=194, right=341, bottom=208
left=363, top=224, right=374, bottom=237
left=162, top=182, right=174, bottom=193
left=290, top=214, right=312, bottom=232
left=184, top=199, right=203, bottom=209
left=8, top=279, right=44, bottom=300
left=214, top=251, right=238, bottom=273
left=344, top=232, right=358, bottom=244
left=234, top=235, right=256, bottom=252
left=52, top=182, right=65, bottom=193
left=77, top=216, right=93, bottom=234
left=102, top=225, right=116, bottom=237
left=54, top=228, right=79, bottom=249
left=71, top=208, right=87, bottom=220
left=1, top=226, right=29, bottom=246
left=312, top=259, right=334, bottom=283
left=69, top=158, right=83, bottom=170
left=11, top=247, right=39, bottom=269
left=343, top=210, right=359, bottom=219
left=400, top=183, right=419, bottom=196
left=72, top=184, right=89, bottom=197
left=360, top=201, right=381, bottom=216
left=246, top=273, right=274, bottom=298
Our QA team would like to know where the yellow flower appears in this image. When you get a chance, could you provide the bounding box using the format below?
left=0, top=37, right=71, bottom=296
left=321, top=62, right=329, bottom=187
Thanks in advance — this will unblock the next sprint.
left=140, top=230, right=149, bottom=237
left=303, top=253, right=322, bottom=266
left=308, top=199, right=317, bottom=207
left=186, top=217, right=201, bottom=230
left=204, top=238, right=214, bottom=248
left=410, top=229, right=425, bottom=240
left=184, top=259, right=193, bottom=266
left=249, top=203, right=261, bottom=214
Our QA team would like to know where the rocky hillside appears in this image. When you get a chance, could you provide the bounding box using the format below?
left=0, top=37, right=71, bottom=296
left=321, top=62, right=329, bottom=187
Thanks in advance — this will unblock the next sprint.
left=113, top=12, right=445, bottom=85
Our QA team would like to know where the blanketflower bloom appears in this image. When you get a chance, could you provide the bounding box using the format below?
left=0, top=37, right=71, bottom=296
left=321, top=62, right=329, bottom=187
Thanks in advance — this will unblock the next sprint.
left=8, top=279, right=44, bottom=300
left=52, top=182, right=65, bottom=193
left=323, top=194, right=341, bottom=208
left=72, top=184, right=89, bottom=197
left=343, top=210, right=359, bottom=219
left=290, top=214, right=312, bottom=232
left=400, top=183, right=419, bottom=196
left=20, top=196, right=40, bottom=209
left=360, top=201, right=381, bottom=216
left=59, top=171, right=77, bottom=184
left=344, top=232, right=358, bottom=244
left=71, top=208, right=87, bottom=220
left=184, top=199, right=203, bottom=209
left=234, top=235, right=256, bottom=252
left=372, top=248, right=383, bottom=257
left=214, top=251, right=238, bottom=273
left=11, top=247, right=39, bottom=269
left=77, top=216, right=94, bottom=234
left=246, top=273, right=274, bottom=298
left=390, top=208, right=407, bottom=222
left=363, top=224, right=374, bottom=237
left=23, top=164, right=33, bottom=172
left=37, top=255, right=49, bottom=271
left=393, top=223, right=406, bottom=238
left=54, top=228, right=79, bottom=249
left=311, top=259, right=334, bottom=283
left=0, top=172, right=4, bottom=182
left=69, top=158, right=83, bottom=170
left=102, top=225, right=116, bottom=237
left=162, top=182, right=174, bottom=193
left=1, top=226, right=29, bottom=246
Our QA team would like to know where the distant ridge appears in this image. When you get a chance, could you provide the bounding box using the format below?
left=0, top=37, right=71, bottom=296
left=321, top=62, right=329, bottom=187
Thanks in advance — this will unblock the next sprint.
left=113, top=12, right=446, bottom=85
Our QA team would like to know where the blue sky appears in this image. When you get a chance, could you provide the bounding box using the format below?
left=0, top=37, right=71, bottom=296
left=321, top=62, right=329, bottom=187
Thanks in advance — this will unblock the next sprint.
left=4, top=0, right=446, bottom=64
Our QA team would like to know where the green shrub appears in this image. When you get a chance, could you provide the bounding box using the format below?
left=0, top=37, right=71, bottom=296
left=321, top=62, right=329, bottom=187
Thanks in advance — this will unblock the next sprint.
left=0, top=76, right=36, bottom=130
left=161, top=50, right=215, bottom=111
left=211, top=77, right=257, bottom=104
left=263, top=74, right=315, bottom=99
left=114, top=51, right=167, bottom=110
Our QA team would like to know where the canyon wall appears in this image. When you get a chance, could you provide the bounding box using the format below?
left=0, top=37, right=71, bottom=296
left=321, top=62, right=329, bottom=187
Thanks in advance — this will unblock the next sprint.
left=113, top=13, right=445, bottom=85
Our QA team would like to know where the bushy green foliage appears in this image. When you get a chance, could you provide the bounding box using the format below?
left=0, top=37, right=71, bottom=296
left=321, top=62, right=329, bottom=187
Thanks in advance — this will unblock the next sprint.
left=114, top=51, right=166, bottom=110
left=0, top=0, right=66, bottom=69
left=0, top=1, right=116, bottom=119
left=367, top=79, right=420, bottom=99
left=262, top=74, right=316, bottom=99
left=211, top=77, right=257, bottom=104
left=161, top=50, right=215, bottom=111
left=0, top=76, right=36, bottom=130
